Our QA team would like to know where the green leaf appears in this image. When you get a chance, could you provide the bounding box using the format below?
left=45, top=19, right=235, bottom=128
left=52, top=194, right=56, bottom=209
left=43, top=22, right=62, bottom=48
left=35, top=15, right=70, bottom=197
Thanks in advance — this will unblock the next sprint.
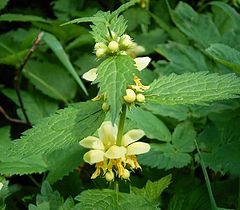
left=172, top=121, right=196, bottom=153
left=197, top=119, right=240, bottom=175
left=0, top=48, right=27, bottom=65
left=2, top=89, right=58, bottom=124
left=95, top=55, right=135, bottom=122
left=42, top=32, right=88, bottom=95
left=131, top=174, right=172, bottom=204
left=0, top=0, right=9, bottom=10
left=145, top=72, right=240, bottom=105
left=24, top=60, right=77, bottom=102
left=155, top=42, right=210, bottom=74
left=3, top=100, right=105, bottom=160
left=127, top=107, right=171, bottom=142
left=74, top=189, right=157, bottom=210
left=45, top=144, right=86, bottom=184
left=0, top=14, right=47, bottom=22
left=205, top=44, right=240, bottom=74
left=171, top=2, right=220, bottom=48
left=138, top=143, right=192, bottom=170
left=0, top=126, right=11, bottom=147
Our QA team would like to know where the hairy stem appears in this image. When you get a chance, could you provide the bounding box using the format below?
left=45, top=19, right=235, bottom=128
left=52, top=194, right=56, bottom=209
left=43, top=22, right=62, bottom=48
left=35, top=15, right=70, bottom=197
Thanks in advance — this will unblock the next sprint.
left=116, top=104, right=127, bottom=146
left=114, top=181, right=119, bottom=203
left=194, top=139, right=218, bottom=210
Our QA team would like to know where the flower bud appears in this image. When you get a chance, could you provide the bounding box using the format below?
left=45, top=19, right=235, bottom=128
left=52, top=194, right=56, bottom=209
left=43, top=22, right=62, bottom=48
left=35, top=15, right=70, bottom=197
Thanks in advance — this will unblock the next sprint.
left=136, top=93, right=145, bottom=103
left=94, top=42, right=107, bottom=50
left=122, top=169, right=130, bottom=180
left=105, top=170, right=114, bottom=182
left=123, top=89, right=136, bottom=103
left=102, top=102, right=109, bottom=112
left=108, top=41, right=119, bottom=53
left=96, top=48, right=107, bottom=58
left=121, top=34, right=133, bottom=48
left=108, top=31, right=116, bottom=39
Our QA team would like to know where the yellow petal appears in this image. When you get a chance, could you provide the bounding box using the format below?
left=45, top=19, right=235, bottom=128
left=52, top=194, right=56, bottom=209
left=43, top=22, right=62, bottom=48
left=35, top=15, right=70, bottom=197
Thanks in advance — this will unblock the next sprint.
left=83, top=150, right=105, bottom=164
left=105, top=145, right=126, bottom=159
left=82, top=68, right=97, bottom=81
left=126, top=142, right=150, bottom=155
left=79, top=136, right=104, bottom=150
left=122, top=129, right=145, bottom=146
left=134, top=57, right=151, bottom=71
left=98, top=121, right=117, bottom=149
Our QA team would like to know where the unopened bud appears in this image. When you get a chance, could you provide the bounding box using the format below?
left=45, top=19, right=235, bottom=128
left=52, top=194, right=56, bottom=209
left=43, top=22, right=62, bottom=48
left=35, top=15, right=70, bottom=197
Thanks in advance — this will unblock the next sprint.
left=123, top=89, right=136, bottom=103
left=96, top=48, right=107, bottom=58
left=108, top=41, right=119, bottom=53
left=94, top=42, right=107, bottom=50
left=136, top=93, right=145, bottom=103
left=102, top=102, right=109, bottom=112
left=121, top=34, right=133, bottom=48
left=122, top=169, right=130, bottom=179
left=105, top=170, right=114, bottom=182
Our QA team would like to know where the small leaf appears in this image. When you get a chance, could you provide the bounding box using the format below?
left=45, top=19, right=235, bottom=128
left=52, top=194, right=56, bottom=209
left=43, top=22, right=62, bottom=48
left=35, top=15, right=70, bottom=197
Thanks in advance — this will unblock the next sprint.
left=145, top=72, right=240, bottom=105
left=127, top=107, right=171, bottom=142
left=95, top=55, right=134, bottom=122
left=0, top=0, right=9, bottom=10
left=42, top=32, right=88, bottom=95
left=206, top=43, right=240, bottom=74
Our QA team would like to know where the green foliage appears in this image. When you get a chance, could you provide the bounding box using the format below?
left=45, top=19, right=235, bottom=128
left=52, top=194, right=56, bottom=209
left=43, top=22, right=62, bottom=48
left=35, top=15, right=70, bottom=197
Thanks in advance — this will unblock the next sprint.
left=127, top=107, right=171, bottom=142
left=42, top=32, right=88, bottom=95
left=0, top=0, right=9, bottom=10
left=206, top=43, right=240, bottom=73
left=94, top=55, right=135, bottom=122
left=145, top=72, right=240, bottom=105
left=0, top=14, right=47, bottom=22
left=2, top=101, right=105, bottom=160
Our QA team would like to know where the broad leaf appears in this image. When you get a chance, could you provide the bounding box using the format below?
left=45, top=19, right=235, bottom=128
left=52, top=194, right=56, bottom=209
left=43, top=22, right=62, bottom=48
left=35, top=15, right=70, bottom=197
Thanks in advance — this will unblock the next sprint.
left=171, top=2, right=220, bottom=48
left=3, top=100, right=105, bottom=160
left=145, top=72, right=240, bottom=105
left=42, top=32, right=88, bottom=95
left=132, top=174, right=172, bottom=204
left=0, top=0, right=9, bottom=10
left=74, top=189, right=157, bottom=210
left=127, top=107, right=171, bottom=142
left=24, top=60, right=77, bottom=102
left=95, top=55, right=135, bottom=122
left=206, top=44, right=240, bottom=74
left=155, top=42, right=210, bottom=74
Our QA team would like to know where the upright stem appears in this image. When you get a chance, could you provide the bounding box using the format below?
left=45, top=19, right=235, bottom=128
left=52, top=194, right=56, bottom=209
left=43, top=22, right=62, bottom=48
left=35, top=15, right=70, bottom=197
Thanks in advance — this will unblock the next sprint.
left=116, top=104, right=127, bottom=146
left=114, top=181, right=119, bottom=203
left=194, top=139, right=218, bottom=210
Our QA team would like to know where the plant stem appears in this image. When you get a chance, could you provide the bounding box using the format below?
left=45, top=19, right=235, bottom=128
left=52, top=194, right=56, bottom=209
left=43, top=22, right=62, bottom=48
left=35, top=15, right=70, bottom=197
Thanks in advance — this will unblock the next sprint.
left=238, top=176, right=240, bottom=210
left=28, top=175, right=41, bottom=188
left=114, top=181, right=119, bottom=203
left=194, top=139, right=218, bottom=210
left=116, top=104, right=127, bottom=146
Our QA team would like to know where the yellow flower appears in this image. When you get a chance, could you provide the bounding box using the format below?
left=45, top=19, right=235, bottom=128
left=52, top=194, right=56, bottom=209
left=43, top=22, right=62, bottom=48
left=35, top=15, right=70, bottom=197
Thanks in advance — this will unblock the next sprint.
left=79, top=121, right=150, bottom=180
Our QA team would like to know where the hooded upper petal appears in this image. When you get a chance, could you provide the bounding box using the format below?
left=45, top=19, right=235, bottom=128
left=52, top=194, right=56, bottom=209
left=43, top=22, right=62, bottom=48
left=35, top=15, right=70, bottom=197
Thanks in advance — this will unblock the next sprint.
left=79, top=136, right=104, bottom=150
left=105, top=145, right=126, bottom=159
left=134, top=57, right=151, bottom=71
left=98, top=121, right=117, bottom=149
left=122, top=129, right=145, bottom=146
left=82, top=68, right=97, bottom=81
left=83, top=150, right=105, bottom=164
left=126, top=142, right=150, bottom=155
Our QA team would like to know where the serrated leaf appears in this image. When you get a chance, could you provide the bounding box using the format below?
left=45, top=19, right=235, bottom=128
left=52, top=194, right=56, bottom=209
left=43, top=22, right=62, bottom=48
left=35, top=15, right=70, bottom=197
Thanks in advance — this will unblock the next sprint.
left=0, top=14, right=47, bottom=22
left=74, top=189, right=157, bottom=210
left=145, top=72, right=240, bottom=105
left=3, top=101, right=105, bottom=160
left=172, top=121, right=196, bottom=153
left=95, top=55, right=134, bottom=122
left=45, top=144, right=86, bottom=184
left=2, top=89, right=58, bottom=124
left=131, top=174, right=172, bottom=204
left=171, top=2, right=220, bottom=48
left=0, top=48, right=27, bottom=65
left=24, top=60, right=77, bottom=102
left=138, top=143, right=192, bottom=170
left=155, top=42, right=210, bottom=74
left=0, top=126, right=11, bottom=147
left=42, top=32, right=88, bottom=95
left=205, top=44, right=240, bottom=74
left=0, top=155, right=47, bottom=175
left=127, top=107, right=171, bottom=142
left=197, top=119, right=240, bottom=175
